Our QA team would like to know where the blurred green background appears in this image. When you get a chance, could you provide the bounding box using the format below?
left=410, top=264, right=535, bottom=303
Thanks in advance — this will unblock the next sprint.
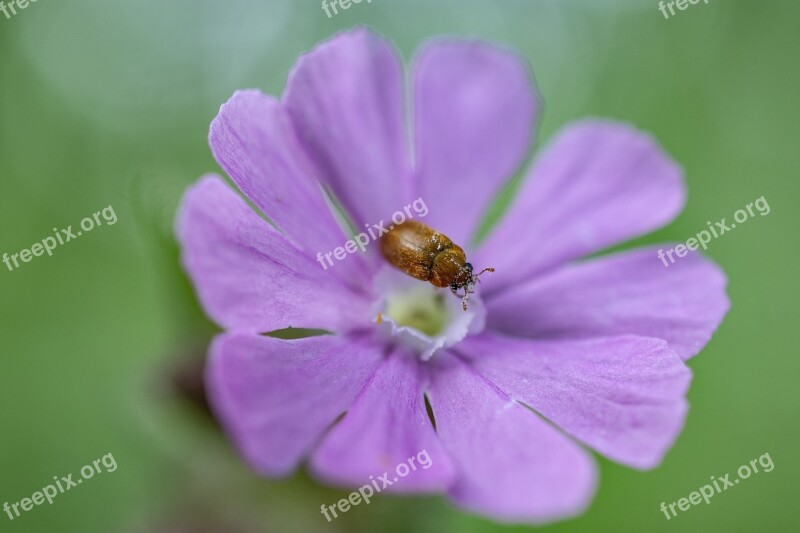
left=1, top=0, right=798, bottom=531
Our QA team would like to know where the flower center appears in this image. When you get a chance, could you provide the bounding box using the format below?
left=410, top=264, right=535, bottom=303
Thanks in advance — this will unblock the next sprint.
left=372, top=267, right=486, bottom=360
left=385, top=287, right=449, bottom=337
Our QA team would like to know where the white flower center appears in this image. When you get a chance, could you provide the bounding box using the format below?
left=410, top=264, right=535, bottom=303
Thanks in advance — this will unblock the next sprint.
left=372, top=267, right=486, bottom=360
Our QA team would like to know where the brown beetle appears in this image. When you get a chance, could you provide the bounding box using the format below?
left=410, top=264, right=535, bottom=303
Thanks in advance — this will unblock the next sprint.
left=379, top=219, right=494, bottom=311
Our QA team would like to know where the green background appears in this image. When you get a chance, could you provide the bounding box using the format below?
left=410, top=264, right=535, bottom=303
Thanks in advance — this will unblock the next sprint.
left=1, top=0, right=798, bottom=531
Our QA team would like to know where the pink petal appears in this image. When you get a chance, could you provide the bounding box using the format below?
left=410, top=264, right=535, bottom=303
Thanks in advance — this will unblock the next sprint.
left=284, top=27, right=412, bottom=227
left=176, top=175, right=371, bottom=333
left=209, top=90, right=371, bottom=280
left=487, top=245, right=729, bottom=360
left=427, top=352, right=597, bottom=523
left=457, top=333, right=691, bottom=469
left=206, top=332, right=383, bottom=476
left=311, top=349, right=456, bottom=492
left=476, top=120, right=686, bottom=295
left=412, top=40, right=539, bottom=244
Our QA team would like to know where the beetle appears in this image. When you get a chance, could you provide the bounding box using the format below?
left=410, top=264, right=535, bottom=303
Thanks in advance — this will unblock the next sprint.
left=379, top=219, right=494, bottom=311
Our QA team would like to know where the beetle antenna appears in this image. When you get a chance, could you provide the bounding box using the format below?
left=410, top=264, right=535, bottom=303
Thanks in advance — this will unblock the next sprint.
left=473, top=267, right=495, bottom=283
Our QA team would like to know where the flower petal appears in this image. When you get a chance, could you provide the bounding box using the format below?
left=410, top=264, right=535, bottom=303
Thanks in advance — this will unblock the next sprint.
left=476, top=120, right=686, bottom=295
left=284, top=27, right=412, bottom=227
left=412, top=40, right=539, bottom=244
left=487, top=245, right=729, bottom=360
left=206, top=332, right=383, bottom=477
left=176, top=175, right=371, bottom=333
left=310, top=349, right=456, bottom=492
left=456, top=333, right=691, bottom=470
left=209, top=90, right=370, bottom=280
left=427, top=352, right=596, bottom=523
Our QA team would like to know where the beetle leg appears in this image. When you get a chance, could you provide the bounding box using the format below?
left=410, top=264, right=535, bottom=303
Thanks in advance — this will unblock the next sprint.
left=462, top=285, right=475, bottom=311
left=450, top=285, right=468, bottom=310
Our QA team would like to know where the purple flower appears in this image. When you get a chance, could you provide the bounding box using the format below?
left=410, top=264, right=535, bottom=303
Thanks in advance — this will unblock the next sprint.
left=176, top=27, right=729, bottom=523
